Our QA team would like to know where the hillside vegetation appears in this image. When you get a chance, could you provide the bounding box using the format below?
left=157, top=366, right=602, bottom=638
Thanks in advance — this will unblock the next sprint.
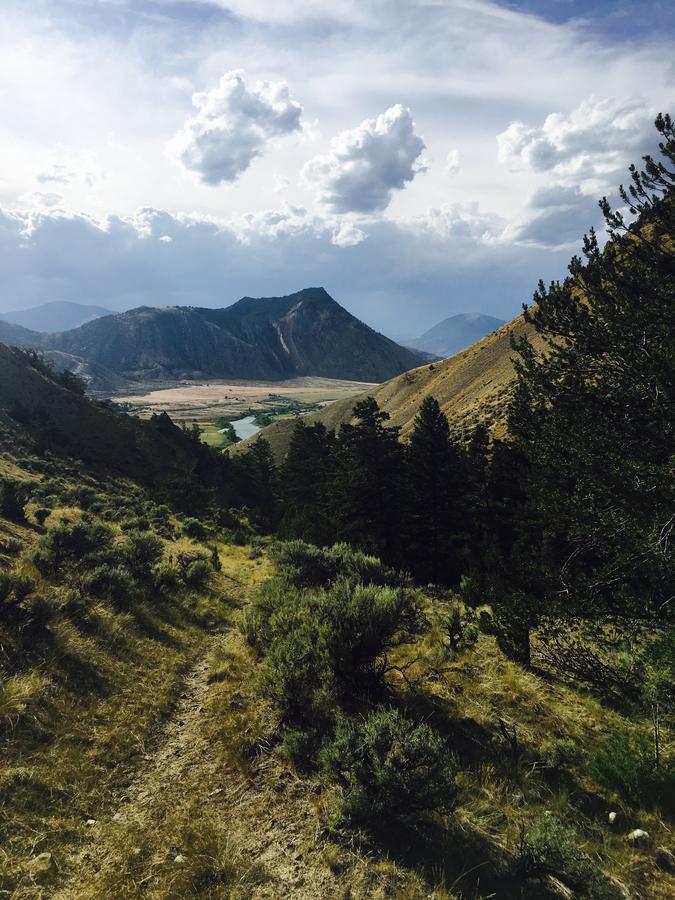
left=0, top=115, right=673, bottom=900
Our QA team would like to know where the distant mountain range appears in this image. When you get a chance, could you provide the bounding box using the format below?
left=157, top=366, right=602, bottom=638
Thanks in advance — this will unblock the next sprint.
left=405, top=313, right=505, bottom=358
left=0, top=288, right=430, bottom=387
left=0, top=300, right=113, bottom=333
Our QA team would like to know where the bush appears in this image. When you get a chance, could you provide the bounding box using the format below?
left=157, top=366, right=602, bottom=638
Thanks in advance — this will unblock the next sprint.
left=320, top=709, right=457, bottom=828
left=541, top=737, right=582, bottom=770
left=122, top=530, right=164, bottom=577
left=270, top=541, right=407, bottom=591
left=121, top=517, right=150, bottom=532
left=153, top=562, right=180, bottom=593
left=84, top=564, right=137, bottom=605
left=182, top=517, right=207, bottom=540
left=249, top=577, right=422, bottom=725
left=32, top=520, right=115, bottom=574
left=589, top=728, right=674, bottom=812
left=184, top=558, right=212, bottom=588
left=520, top=815, right=621, bottom=898
left=34, top=507, right=50, bottom=527
left=0, top=477, right=33, bottom=521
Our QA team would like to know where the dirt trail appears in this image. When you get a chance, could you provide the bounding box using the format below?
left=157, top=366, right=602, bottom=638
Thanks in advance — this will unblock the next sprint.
left=51, top=635, right=345, bottom=899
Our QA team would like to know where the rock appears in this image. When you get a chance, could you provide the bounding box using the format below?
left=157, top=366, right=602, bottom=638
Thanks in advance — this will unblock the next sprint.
left=174, top=854, right=186, bottom=864
left=132, top=848, right=142, bottom=857
left=29, top=852, right=57, bottom=881
left=86, top=819, right=97, bottom=826
left=112, top=812, right=123, bottom=822
left=207, top=787, right=223, bottom=798
left=655, top=846, right=675, bottom=872
left=608, top=811, right=617, bottom=825
left=626, top=829, right=649, bottom=843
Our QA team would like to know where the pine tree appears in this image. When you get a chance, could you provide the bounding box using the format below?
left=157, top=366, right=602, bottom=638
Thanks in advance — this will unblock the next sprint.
left=280, top=420, right=337, bottom=543
left=332, top=397, right=405, bottom=561
left=406, top=396, right=466, bottom=584
left=500, top=114, right=675, bottom=659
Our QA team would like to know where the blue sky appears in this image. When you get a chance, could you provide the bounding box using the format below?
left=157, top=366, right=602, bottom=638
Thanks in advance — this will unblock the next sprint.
left=0, top=0, right=672, bottom=336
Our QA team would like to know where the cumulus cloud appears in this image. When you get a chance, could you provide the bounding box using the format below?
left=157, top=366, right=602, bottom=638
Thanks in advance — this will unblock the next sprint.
left=302, top=105, right=426, bottom=214
left=166, top=69, right=303, bottom=185
left=497, top=96, right=653, bottom=191
left=331, top=220, right=366, bottom=247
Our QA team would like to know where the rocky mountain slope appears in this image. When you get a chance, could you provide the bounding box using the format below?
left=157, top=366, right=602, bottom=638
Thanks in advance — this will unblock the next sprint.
left=39, top=288, right=428, bottom=383
left=0, top=300, right=113, bottom=333
left=405, top=312, right=505, bottom=357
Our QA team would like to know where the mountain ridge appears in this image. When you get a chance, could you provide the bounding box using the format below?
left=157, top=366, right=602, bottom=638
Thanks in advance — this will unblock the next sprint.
left=405, top=312, right=505, bottom=357
left=0, top=300, right=113, bottom=332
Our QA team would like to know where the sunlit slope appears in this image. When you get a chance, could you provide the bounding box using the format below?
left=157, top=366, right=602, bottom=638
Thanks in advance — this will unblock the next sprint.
left=244, top=314, right=538, bottom=461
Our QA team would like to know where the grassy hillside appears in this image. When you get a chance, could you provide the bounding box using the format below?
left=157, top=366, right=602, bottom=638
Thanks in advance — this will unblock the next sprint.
left=241, top=313, right=539, bottom=461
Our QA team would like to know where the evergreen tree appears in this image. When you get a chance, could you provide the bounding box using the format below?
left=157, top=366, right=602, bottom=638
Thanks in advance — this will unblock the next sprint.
left=499, top=114, right=675, bottom=660
left=280, top=420, right=337, bottom=544
left=406, top=396, right=466, bottom=584
left=239, top=437, right=279, bottom=531
left=332, top=397, right=405, bottom=561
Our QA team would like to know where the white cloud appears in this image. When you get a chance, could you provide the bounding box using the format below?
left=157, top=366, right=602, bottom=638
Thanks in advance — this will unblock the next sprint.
left=302, top=105, right=426, bottom=214
left=445, top=149, right=461, bottom=176
left=501, top=185, right=604, bottom=249
left=331, top=220, right=366, bottom=247
left=497, top=96, right=654, bottom=192
left=166, top=70, right=303, bottom=185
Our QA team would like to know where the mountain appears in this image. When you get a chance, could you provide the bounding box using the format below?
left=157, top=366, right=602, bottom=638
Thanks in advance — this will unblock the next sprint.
left=405, top=312, right=505, bottom=358
left=0, top=320, right=39, bottom=347
left=42, top=288, right=429, bottom=383
left=241, top=313, right=542, bottom=461
left=0, top=300, right=113, bottom=333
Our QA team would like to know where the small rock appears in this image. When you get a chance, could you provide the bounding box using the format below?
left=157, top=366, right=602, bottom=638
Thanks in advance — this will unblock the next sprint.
left=207, top=787, right=223, bottom=798
left=608, top=811, right=617, bottom=825
left=626, top=829, right=649, bottom=843
left=28, top=852, right=57, bottom=881
left=86, top=819, right=97, bottom=826
left=655, top=846, right=675, bottom=872
left=132, top=848, right=142, bottom=857
left=112, top=812, right=123, bottom=822
left=174, top=854, right=186, bottom=864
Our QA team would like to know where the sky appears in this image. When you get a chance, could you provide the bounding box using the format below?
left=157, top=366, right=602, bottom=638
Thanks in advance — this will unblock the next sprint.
left=0, top=0, right=672, bottom=337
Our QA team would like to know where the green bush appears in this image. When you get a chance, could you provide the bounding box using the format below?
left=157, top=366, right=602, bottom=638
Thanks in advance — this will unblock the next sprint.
left=541, top=737, right=583, bottom=770
left=122, top=529, right=164, bottom=577
left=320, top=709, right=457, bottom=828
left=84, top=564, right=137, bottom=605
left=0, top=477, right=33, bottom=521
left=121, top=516, right=150, bottom=532
left=521, top=815, right=621, bottom=898
left=34, top=507, right=50, bottom=527
left=248, top=577, right=422, bottom=725
left=182, top=517, right=207, bottom=540
left=270, top=541, right=407, bottom=590
left=589, top=728, right=674, bottom=812
left=183, top=558, right=212, bottom=588
left=153, top=562, right=180, bottom=593
left=32, top=520, right=115, bottom=574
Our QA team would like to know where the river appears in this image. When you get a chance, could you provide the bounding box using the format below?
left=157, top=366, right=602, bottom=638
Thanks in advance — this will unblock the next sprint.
left=227, top=415, right=262, bottom=441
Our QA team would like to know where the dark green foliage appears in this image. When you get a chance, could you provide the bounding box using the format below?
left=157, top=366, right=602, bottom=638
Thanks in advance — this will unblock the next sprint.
left=32, top=520, right=115, bottom=575
left=122, top=530, right=164, bottom=577
left=280, top=421, right=336, bottom=543
left=519, top=815, right=622, bottom=899
left=541, top=737, right=582, bottom=770
left=589, top=729, right=674, bottom=812
left=84, top=564, right=137, bottom=605
left=269, top=541, right=406, bottom=591
left=496, top=115, right=675, bottom=662
left=406, top=395, right=466, bottom=584
left=34, top=507, right=50, bottom=527
left=320, top=708, right=457, bottom=827
left=331, top=398, right=405, bottom=560
left=210, top=545, right=221, bottom=571
left=0, top=477, right=33, bottom=521
left=235, top=438, right=279, bottom=531
left=121, top=517, right=150, bottom=532
left=182, top=517, right=207, bottom=540
left=183, top=558, right=212, bottom=588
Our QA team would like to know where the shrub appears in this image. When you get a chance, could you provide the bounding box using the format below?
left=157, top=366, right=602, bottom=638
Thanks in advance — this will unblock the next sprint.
left=84, top=564, right=137, bottom=605
left=182, top=517, right=207, bottom=540
left=121, top=517, right=150, bottom=532
left=0, top=477, right=33, bottom=521
left=34, top=507, right=50, bottom=527
left=33, top=520, right=115, bottom=574
left=320, top=709, right=457, bottom=828
left=153, top=562, right=180, bottom=593
left=520, top=815, right=621, bottom=898
left=542, top=737, right=582, bottom=770
left=184, top=558, right=212, bottom=588
left=270, top=541, right=406, bottom=590
left=0, top=537, right=23, bottom=556
left=249, top=578, right=422, bottom=725
left=122, top=530, right=164, bottom=577
left=589, top=728, right=674, bottom=812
